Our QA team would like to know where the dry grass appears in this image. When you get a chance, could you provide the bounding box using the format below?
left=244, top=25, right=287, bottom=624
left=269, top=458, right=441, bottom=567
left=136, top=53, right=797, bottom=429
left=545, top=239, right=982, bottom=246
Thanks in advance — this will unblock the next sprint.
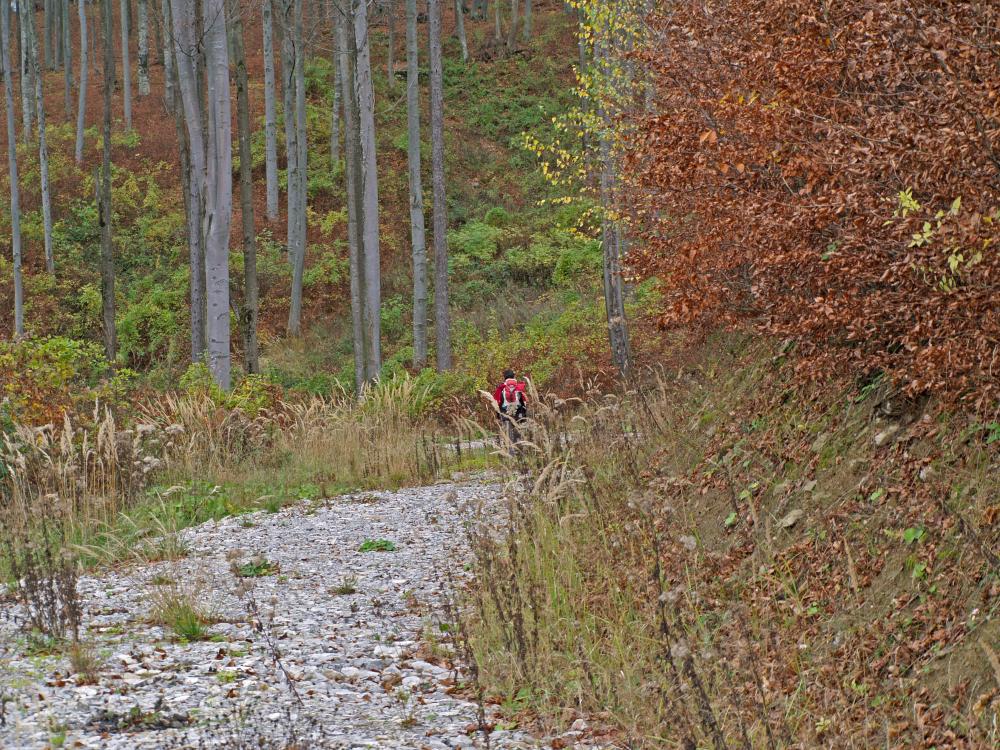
left=148, top=581, right=215, bottom=642
left=462, top=340, right=1000, bottom=748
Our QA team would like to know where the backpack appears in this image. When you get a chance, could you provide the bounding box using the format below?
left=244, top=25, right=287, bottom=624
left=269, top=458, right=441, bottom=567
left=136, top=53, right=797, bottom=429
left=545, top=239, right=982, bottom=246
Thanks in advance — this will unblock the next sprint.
left=501, top=379, right=524, bottom=411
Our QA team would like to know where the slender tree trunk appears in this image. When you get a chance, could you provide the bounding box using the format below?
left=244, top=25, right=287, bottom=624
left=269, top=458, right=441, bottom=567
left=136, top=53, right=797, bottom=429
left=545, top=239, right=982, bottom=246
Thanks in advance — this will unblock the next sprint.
left=1, top=0, right=24, bottom=335
left=75, top=0, right=88, bottom=162
left=428, top=0, right=450, bottom=370
left=280, top=0, right=295, bottom=248
left=597, top=43, right=631, bottom=375
left=120, top=0, right=132, bottom=128
left=100, top=0, right=117, bottom=359
left=522, top=0, right=530, bottom=42
left=385, top=0, right=394, bottom=87
left=286, top=0, right=307, bottom=335
left=262, top=0, right=278, bottom=220
left=353, top=0, right=381, bottom=379
left=43, top=0, right=52, bottom=69
left=62, top=0, right=72, bottom=116
left=171, top=0, right=207, bottom=361
left=164, top=0, right=199, bottom=364
left=24, top=4, right=54, bottom=274
left=202, top=0, right=232, bottom=388
left=19, top=7, right=33, bottom=139
left=493, top=0, right=500, bottom=41
left=137, top=0, right=149, bottom=94
left=406, top=0, right=427, bottom=367
left=337, top=0, right=365, bottom=393
left=229, top=0, right=259, bottom=373
left=152, top=0, right=163, bottom=64
left=328, top=11, right=340, bottom=166
left=505, top=0, right=517, bottom=51
left=161, top=0, right=174, bottom=107
left=454, top=0, right=467, bottom=62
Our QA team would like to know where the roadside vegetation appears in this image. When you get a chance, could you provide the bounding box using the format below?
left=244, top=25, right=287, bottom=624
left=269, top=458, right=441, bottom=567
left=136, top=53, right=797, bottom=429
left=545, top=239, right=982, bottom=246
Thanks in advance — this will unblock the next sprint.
left=463, top=335, right=999, bottom=747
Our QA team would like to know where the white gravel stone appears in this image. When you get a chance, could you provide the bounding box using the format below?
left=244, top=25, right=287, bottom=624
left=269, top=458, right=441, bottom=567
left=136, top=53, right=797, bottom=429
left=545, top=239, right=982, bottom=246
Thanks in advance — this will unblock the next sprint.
left=1, top=481, right=593, bottom=749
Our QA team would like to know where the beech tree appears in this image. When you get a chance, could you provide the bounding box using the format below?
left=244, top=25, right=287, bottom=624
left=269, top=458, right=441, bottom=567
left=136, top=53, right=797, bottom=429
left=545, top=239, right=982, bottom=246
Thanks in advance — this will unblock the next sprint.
left=75, top=0, right=88, bottom=163
left=336, top=0, right=365, bottom=391
left=454, top=0, right=467, bottom=62
left=385, top=0, right=394, bottom=87
left=24, top=1, right=55, bottom=274
left=201, top=0, right=233, bottom=388
left=170, top=0, right=207, bottom=361
left=99, top=0, right=117, bottom=358
left=282, top=0, right=308, bottom=335
left=352, top=0, right=381, bottom=379
left=1, top=0, right=24, bottom=335
left=428, top=0, right=450, bottom=370
left=120, top=0, right=132, bottom=128
left=62, top=0, right=71, bottom=116
left=328, top=14, right=340, bottom=166
left=406, top=0, right=427, bottom=367
left=19, top=6, right=34, bottom=137
left=229, top=0, right=259, bottom=372
left=137, top=0, right=150, bottom=95
left=261, top=0, right=279, bottom=220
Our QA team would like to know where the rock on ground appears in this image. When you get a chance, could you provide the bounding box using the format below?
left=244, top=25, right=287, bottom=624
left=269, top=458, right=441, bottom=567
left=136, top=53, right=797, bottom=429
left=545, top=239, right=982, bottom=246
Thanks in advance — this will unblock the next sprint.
left=0, top=481, right=561, bottom=749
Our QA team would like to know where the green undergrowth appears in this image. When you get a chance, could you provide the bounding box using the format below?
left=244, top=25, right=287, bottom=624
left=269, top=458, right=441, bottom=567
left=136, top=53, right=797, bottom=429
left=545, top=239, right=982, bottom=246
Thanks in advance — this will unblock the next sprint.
left=464, top=333, right=999, bottom=748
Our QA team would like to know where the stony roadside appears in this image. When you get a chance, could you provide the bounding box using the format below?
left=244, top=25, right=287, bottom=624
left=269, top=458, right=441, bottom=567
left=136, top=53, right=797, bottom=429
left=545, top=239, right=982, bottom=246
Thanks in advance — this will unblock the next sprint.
left=0, top=480, right=597, bottom=749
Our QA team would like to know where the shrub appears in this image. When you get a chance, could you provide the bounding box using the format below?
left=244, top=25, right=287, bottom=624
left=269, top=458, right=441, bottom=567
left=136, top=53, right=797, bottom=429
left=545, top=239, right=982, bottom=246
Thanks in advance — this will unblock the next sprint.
left=449, top=221, right=505, bottom=262
left=0, top=337, right=110, bottom=424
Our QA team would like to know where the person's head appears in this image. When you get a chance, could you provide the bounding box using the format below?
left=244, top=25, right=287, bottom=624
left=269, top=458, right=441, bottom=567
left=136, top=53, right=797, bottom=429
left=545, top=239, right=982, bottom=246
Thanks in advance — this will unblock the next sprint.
left=503, top=369, right=515, bottom=380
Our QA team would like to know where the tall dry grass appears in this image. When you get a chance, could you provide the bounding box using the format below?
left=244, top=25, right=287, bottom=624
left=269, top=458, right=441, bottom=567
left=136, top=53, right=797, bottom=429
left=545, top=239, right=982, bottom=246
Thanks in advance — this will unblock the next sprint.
left=1, top=376, right=492, bottom=583
left=140, top=376, right=490, bottom=491
left=462, top=352, right=1000, bottom=748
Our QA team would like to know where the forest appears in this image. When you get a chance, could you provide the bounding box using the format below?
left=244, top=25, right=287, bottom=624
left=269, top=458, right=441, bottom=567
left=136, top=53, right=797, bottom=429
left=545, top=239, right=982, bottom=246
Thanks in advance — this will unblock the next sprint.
left=0, top=0, right=997, bottom=748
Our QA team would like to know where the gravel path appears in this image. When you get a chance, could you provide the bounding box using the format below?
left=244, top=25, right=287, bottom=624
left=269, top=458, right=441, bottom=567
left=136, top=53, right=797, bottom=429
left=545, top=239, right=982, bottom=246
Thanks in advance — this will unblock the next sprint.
left=0, top=480, right=571, bottom=749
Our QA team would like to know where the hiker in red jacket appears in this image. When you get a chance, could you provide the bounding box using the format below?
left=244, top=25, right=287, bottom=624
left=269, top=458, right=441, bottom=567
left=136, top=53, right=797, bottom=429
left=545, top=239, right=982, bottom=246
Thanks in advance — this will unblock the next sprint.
left=493, top=369, right=528, bottom=423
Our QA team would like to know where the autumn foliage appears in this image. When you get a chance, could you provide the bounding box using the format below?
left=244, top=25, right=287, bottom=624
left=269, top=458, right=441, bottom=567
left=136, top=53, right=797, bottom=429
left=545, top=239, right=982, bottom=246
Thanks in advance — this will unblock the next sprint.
left=622, top=0, right=999, bottom=407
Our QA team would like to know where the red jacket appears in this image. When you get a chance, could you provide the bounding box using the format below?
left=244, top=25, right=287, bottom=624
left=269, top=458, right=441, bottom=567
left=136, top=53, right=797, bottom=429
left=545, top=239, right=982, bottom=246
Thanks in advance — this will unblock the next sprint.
left=493, top=378, right=527, bottom=409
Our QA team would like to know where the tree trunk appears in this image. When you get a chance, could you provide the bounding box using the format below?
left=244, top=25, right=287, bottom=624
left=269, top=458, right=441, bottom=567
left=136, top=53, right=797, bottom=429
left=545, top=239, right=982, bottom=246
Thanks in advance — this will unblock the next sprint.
left=505, top=0, right=517, bottom=51
left=522, top=0, right=530, bottom=42
left=1, top=0, right=24, bottom=336
left=492, top=0, right=500, bottom=41
left=161, top=0, right=174, bottom=107
left=19, top=8, right=33, bottom=140
left=24, top=3, right=54, bottom=274
left=74, top=0, right=90, bottom=164
left=286, top=0, right=307, bottom=335
left=279, top=0, right=298, bottom=327
left=202, top=0, right=232, bottom=388
left=597, top=43, right=631, bottom=375
left=428, top=0, right=450, bottom=370
left=62, top=0, right=72, bottom=116
left=261, top=0, right=278, bottom=220
left=454, top=0, right=467, bottom=62
left=137, top=0, right=149, bottom=94
left=100, top=0, right=117, bottom=359
left=406, top=0, right=427, bottom=367
left=353, top=0, right=381, bottom=380
left=43, top=0, right=52, bottom=69
left=328, top=11, right=340, bottom=166
left=120, top=0, right=132, bottom=128
left=73, top=0, right=89, bottom=165
left=229, top=0, right=259, bottom=373
left=385, top=0, right=394, bottom=88
left=152, top=0, right=163, bottom=64
left=171, top=0, right=207, bottom=362
left=337, top=0, right=365, bottom=394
